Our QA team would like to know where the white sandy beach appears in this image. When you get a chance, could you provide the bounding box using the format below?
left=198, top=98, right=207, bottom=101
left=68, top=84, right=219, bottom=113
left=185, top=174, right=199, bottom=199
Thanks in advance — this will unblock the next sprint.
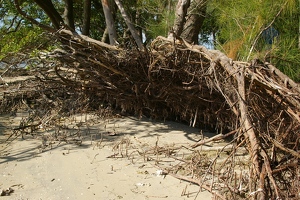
left=1, top=114, right=214, bottom=200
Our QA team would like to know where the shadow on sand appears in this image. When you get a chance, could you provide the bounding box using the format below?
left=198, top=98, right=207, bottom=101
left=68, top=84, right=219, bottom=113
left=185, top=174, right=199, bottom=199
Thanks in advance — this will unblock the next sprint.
left=0, top=113, right=217, bottom=164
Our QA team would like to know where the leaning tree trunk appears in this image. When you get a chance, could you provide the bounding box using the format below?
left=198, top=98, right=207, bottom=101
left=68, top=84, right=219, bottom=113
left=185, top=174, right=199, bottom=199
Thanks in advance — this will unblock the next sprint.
left=33, top=0, right=64, bottom=29
left=63, top=0, right=75, bottom=30
left=101, top=0, right=118, bottom=45
left=180, top=0, right=207, bottom=44
left=168, top=0, right=190, bottom=39
left=114, top=0, right=145, bottom=51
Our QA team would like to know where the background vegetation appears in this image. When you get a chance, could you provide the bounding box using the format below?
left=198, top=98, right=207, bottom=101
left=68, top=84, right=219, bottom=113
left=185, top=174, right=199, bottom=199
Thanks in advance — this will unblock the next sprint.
left=0, top=0, right=299, bottom=81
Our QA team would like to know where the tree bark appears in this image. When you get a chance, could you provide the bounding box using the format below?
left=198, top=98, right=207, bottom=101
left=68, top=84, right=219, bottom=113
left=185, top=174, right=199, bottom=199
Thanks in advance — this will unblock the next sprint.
left=33, top=0, right=64, bottom=29
left=114, top=0, right=145, bottom=51
left=101, top=27, right=109, bottom=43
left=180, top=0, right=207, bottom=44
left=101, top=0, right=118, bottom=45
left=82, top=0, right=92, bottom=35
left=63, top=0, right=75, bottom=30
left=135, top=9, right=143, bottom=42
left=169, top=0, right=190, bottom=39
left=236, top=65, right=264, bottom=199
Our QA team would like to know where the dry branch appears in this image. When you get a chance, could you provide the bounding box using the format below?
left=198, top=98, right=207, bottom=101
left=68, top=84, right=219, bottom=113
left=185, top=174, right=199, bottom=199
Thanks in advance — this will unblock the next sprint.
left=191, top=129, right=237, bottom=148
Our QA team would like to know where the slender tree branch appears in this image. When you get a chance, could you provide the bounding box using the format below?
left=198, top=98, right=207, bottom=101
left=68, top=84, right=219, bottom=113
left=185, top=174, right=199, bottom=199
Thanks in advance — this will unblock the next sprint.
left=114, top=0, right=145, bottom=51
left=102, top=0, right=118, bottom=45
left=5, top=16, right=22, bottom=34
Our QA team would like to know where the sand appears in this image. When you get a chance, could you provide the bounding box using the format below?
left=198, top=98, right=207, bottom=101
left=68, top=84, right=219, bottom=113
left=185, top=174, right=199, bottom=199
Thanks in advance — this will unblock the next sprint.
left=0, top=113, right=214, bottom=200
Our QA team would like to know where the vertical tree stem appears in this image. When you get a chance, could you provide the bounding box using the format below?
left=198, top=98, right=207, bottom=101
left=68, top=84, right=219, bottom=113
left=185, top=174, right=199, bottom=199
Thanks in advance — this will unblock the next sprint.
left=114, top=0, right=145, bottom=51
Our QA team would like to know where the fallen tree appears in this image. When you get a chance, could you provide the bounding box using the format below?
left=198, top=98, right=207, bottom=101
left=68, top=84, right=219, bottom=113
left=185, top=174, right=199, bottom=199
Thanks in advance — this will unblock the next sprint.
left=1, top=28, right=299, bottom=199
left=17, top=29, right=295, bottom=199
left=2, top=1, right=298, bottom=198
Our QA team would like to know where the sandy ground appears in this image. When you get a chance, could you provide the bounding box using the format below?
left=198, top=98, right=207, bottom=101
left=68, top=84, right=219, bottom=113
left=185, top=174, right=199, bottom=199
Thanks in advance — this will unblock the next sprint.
left=0, top=113, right=215, bottom=200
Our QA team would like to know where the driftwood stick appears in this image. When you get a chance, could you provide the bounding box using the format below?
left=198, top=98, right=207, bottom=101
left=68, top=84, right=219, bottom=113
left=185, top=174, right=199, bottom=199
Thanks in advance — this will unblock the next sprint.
left=265, top=134, right=300, bottom=159
left=58, top=29, right=120, bottom=51
left=260, top=149, right=281, bottom=199
left=167, top=173, right=226, bottom=200
left=191, top=129, right=237, bottom=148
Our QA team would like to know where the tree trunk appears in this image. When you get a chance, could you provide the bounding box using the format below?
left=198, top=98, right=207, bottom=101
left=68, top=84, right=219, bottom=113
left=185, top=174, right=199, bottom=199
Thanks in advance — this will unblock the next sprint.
left=101, top=27, right=109, bottom=43
left=114, top=0, right=145, bottom=51
left=63, top=0, right=75, bottom=30
left=101, top=0, right=118, bottom=45
left=33, top=0, right=64, bottom=29
left=180, top=0, right=207, bottom=44
left=169, top=0, right=190, bottom=39
left=135, top=10, right=143, bottom=42
left=82, top=0, right=92, bottom=35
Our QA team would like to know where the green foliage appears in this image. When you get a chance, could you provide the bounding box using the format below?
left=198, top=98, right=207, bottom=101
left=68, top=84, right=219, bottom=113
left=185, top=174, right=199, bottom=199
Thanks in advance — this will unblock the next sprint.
left=0, top=0, right=54, bottom=61
left=136, top=0, right=175, bottom=40
left=1, top=0, right=299, bottom=81
left=0, top=27, right=46, bottom=60
left=209, top=0, right=300, bottom=81
left=199, top=3, right=218, bottom=46
left=145, top=10, right=175, bottom=39
left=270, top=37, right=300, bottom=82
